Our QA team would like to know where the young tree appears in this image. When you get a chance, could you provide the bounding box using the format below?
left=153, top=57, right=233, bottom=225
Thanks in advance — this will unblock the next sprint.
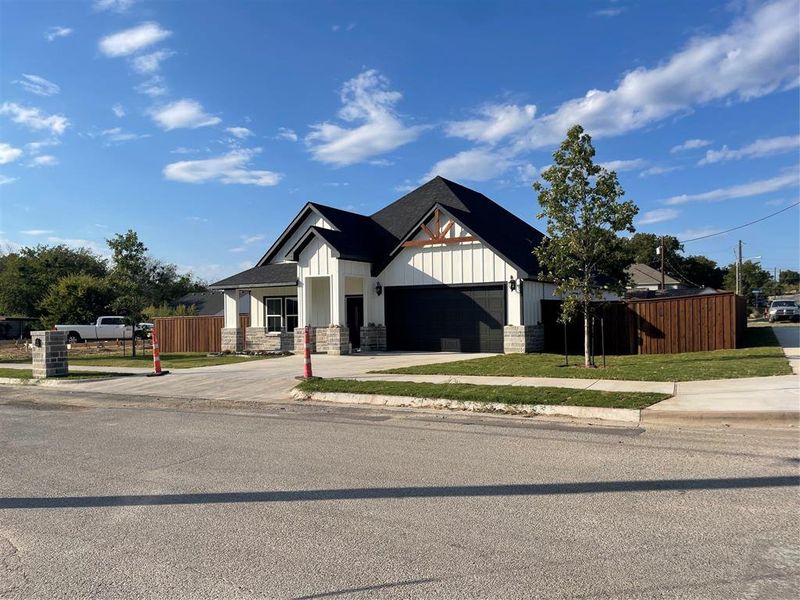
left=107, top=230, right=151, bottom=356
left=534, top=125, right=638, bottom=367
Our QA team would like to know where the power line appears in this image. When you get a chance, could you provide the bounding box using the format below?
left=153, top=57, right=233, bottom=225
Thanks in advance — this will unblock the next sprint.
left=680, top=201, right=800, bottom=243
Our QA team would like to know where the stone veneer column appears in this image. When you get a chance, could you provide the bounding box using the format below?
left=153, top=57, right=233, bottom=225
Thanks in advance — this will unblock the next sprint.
left=326, top=326, right=350, bottom=355
left=31, top=330, right=68, bottom=378
left=359, top=325, right=387, bottom=352
left=503, top=325, right=544, bottom=354
left=221, top=328, right=244, bottom=353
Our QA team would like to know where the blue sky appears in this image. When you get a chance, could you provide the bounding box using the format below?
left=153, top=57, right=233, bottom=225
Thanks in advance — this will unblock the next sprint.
left=1, top=0, right=798, bottom=282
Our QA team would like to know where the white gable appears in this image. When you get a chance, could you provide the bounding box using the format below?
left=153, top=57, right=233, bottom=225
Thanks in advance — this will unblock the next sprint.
left=379, top=209, right=518, bottom=286
left=269, top=211, right=333, bottom=264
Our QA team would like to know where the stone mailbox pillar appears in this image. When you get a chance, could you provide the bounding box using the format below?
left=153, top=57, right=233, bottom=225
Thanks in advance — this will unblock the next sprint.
left=31, top=330, right=68, bottom=378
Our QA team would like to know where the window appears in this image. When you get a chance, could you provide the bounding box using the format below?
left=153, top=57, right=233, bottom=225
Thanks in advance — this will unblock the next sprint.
left=266, top=298, right=283, bottom=332
left=101, top=317, right=125, bottom=326
left=264, top=296, right=299, bottom=332
left=285, top=297, right=299, bottom=332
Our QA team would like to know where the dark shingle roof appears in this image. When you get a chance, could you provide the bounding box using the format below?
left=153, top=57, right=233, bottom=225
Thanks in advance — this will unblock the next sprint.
left=209, top=262, right=297, bottom=289
left=369, top=177, right=544, bottom=276
left=215, top=177, right=547, bottom=287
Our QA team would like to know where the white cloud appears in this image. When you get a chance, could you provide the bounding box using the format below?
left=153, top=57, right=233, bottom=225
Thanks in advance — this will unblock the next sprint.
left=640, top=165, right=681, bottom=177
left=135, top=76, right=168, bottom=98
left=637, top=208, right=680, bottom=225
left=163, top=149, right=282, bottom=186
left=599, top=158, right=647, bottom=172
left=20, top=229, right=53, bottom=235
left=699, top=134, right=800, bottom=164
left=306, top=69, right=427, bottom=166
left=0, top=102, right=69, bottom=135
left=675, top=227, right=724, bottom=241
left=594, top=7, right=625, bottom=17
left=112, top=103, right=126, bottom=118
left=664, top=171, right=799, bottom=205
left=25, top=138, right=60, bottom=154
left=131, top=49, right=175, bottom=74
left=226, top=127, right=253, bottom=139
left=46, top=236, right=108, bottom=256
left=241, top=233, right=265, bottom=244
left=150, top=99, right=221, bottom=130
left=516, top=163, right=538, bottom=183
left=45, top=26, right=73, bottom=42
left=94, top=0, right=136, bottom=12
left=30, top=155, right=58, bottom=167
left=14, top=74, right=60, bottom=96
left=446, top=104, right=537, bottom=145
left=99, top=22, right=171, bottom=58
left=276, top=127, right=298, bottom=142
left=514, top=0, right=800, bottom=150
left=0, top=143, right=23, bottom=165
left=0, top=175, right=17, bottom=185
left=99, top=127, right=150, bottom=143
left=423, top=147, right=517, bottom=182
left=671, top=138, right=712, bottom=153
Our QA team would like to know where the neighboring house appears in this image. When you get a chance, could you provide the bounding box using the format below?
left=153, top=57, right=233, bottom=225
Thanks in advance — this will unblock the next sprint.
left=173, top=291, right=250, bottom=317
left=626, top=263, right=683, bottom=291
left=0, top=316, right=36, bottom=340
left=210, top=176, right=556, bottom=354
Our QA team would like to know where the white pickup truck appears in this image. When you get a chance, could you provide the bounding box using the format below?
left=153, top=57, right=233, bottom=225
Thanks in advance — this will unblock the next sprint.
left=56, top=316, right=136, bottom=343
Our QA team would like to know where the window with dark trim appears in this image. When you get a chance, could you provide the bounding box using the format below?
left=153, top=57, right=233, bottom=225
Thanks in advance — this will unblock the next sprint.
left=264, top=296, right=299, bottom=332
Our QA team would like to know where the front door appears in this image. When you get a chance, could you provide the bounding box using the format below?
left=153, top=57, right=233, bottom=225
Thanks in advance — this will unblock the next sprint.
left=346, top=296, right=364, bottom=349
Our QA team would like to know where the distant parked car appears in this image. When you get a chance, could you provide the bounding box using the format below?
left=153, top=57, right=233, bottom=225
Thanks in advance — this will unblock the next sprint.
left=767, top=300, right=800, bottom=323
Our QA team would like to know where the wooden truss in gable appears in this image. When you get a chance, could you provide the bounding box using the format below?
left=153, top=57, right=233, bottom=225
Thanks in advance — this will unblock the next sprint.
left=401, top=208, right=475, bottom=248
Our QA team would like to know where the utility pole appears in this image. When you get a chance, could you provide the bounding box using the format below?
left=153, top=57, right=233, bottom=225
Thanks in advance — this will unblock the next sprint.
left=736, top=240, right=743, bottom=295
left=659, top=237, right=665, bottom=290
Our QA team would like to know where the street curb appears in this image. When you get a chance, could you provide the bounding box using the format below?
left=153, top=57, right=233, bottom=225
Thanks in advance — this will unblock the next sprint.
left=0, top=374, right=138, bottom=386
left=290, top=389, right=642, bottom=424
left=641, top=409, right=799, bottom=428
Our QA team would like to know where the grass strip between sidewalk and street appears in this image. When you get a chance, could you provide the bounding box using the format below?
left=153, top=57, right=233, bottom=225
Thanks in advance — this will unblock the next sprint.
left=0, top=368, right=134, bottom=381
left=296, top=379, right=671, bottom=410
left=374, top=327, right=791, bottom=382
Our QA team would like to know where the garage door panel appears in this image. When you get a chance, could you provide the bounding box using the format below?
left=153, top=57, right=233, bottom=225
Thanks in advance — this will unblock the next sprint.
left=385, top=285, right=505, bottom=353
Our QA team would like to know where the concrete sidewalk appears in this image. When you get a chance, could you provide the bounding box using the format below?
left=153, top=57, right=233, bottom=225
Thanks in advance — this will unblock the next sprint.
left=350, top=373, right=675, bottom=394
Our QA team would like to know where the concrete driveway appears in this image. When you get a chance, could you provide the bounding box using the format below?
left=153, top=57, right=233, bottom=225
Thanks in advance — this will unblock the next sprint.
left=61, top=352, right=492, bottom=401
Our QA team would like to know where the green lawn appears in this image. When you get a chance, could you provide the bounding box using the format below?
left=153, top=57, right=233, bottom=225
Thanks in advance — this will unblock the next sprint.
left=68, top=352, right=286, bottom=369
left=0, top=368, right=133, bottom=380
left=375, top=327, right=791, bottom=382
left=296, top=379, right=670, bottom=410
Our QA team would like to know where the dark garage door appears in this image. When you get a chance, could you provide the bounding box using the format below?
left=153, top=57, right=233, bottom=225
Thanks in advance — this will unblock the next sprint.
left=385, top=285, right=505, bottom=353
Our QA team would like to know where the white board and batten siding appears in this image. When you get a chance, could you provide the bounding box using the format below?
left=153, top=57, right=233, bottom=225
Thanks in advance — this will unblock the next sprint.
left=523, top=280, right=559, bottom=326
left=379, top=217, right=517, bottom=287
left=269, top=212, right=332, bottom=265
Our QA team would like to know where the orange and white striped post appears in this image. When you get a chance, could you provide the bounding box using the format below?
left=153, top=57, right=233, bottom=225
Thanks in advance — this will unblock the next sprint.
left=303, top=325, right=313, bottom=379
left=147, top=325, right=170, bottom=377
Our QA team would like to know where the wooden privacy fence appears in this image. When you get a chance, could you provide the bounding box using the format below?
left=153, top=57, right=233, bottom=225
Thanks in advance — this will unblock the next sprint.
left=628, top=292, right=746, bottom=354
left=154, top=315, right=249, bottom=353
left=541, top=292, right=747, bottom=355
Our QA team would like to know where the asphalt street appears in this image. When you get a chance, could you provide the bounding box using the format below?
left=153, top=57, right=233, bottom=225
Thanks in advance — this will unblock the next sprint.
left=1, top=386, right=798, bottom=599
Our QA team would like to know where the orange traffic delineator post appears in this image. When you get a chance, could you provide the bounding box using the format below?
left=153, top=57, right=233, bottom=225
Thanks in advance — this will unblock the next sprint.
left=146, top=326, right=170, bottom=377
left=295, top=325, right=317, bottom=380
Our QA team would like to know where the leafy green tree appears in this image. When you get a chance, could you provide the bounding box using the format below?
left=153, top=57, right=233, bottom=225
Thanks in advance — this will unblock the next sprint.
left=722, top=260, right=771, bottom=307
left=106, top=230, right=151, bottom=355
left=779, top=269, right=800, bottom=288
left=625, top=233, right=683, bottom=267
left=39, top=274, right=113, bottom=329
left=534, top=125, right=638, bottom=367
left=0, top=245, right=107, bottom=319
left=680, top=255, right=727, bottom=289
left=142, top=303, right=200, bottom=319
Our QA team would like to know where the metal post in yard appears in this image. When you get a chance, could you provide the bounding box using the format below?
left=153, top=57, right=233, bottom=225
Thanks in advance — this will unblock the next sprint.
left=601, top=315, right=606, bottom=369
left=590, top=315, right=596, bottom=368
left=563, top=319, right=568, bottom=367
